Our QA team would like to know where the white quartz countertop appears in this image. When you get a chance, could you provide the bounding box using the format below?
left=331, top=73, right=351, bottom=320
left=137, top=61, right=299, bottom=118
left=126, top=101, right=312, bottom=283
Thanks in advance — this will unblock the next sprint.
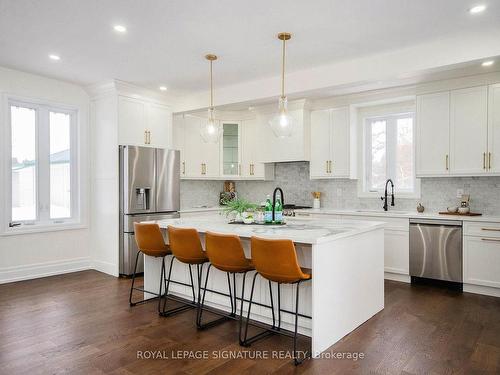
left=298, top=208, right=500, bottom=222
left=151, top=216, right=385, bottom=245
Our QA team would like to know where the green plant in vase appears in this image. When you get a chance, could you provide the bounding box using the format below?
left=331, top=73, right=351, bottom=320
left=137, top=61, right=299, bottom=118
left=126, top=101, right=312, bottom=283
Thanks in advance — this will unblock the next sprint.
left=221, top=198, right=258, bottom=222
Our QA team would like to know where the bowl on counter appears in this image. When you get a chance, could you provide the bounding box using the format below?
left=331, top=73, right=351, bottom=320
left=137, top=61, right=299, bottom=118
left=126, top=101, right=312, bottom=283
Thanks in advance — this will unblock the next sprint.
left=458, top=206, right=470, bottom=214
left=447, top=206, right=458, bottom=213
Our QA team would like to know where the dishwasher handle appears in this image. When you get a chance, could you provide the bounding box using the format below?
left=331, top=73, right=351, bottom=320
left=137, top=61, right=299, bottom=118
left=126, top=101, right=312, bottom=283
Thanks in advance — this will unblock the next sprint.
left=409, top=218, right=462, bottom=226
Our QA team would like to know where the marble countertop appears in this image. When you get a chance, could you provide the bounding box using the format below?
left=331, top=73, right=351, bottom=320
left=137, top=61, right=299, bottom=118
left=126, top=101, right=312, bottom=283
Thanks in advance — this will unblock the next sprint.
left=298, top=208, right=500, bottom=222
left=151, top=216, right=385, bottom=245
left=179, top=206, right=500, bottom=222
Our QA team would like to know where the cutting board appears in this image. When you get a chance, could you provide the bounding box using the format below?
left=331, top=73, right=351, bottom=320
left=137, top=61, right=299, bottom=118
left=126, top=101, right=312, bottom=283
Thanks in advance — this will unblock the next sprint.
left=439, top=212, right=482, bottom=216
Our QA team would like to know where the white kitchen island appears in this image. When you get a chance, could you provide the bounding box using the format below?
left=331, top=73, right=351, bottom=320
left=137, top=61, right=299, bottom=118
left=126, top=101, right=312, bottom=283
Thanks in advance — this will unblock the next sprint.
left=143, top=215, right=385, bottom=357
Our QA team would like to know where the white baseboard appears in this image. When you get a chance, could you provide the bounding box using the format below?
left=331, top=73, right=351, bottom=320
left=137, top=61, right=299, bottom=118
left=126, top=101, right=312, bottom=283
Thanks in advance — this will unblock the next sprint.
left=464, top=283, right=500, bottom=298
left=92, top=259, right=119, bottom=277
left=0, top=257, right=91, bottom=284
left=384, top=272, right=411, bottom=283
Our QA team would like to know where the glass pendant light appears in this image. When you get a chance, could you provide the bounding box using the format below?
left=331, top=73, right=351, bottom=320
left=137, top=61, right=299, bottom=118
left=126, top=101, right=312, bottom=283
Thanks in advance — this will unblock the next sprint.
left=200, top=54, right=222, bottom=143
left=269, top=32, right=294, bottom=138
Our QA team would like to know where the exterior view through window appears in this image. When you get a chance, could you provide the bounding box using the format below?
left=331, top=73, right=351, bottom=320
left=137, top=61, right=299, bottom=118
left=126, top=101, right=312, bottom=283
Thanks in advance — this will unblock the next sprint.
left=364, top=112, right=415, bottom=194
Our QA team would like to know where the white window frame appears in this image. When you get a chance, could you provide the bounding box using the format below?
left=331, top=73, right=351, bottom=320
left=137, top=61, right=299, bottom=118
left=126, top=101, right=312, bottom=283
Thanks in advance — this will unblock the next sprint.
left=2, top=95, right=81, bottom=234
left=360, top=110, right=420, bottom=199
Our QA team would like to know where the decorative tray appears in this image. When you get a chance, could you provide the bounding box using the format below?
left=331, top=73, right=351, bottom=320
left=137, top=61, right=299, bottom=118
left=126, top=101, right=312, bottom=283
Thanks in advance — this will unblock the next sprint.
left=438, top=212, right=482, bottom=216
left=228, top=221, right=287, bottom=226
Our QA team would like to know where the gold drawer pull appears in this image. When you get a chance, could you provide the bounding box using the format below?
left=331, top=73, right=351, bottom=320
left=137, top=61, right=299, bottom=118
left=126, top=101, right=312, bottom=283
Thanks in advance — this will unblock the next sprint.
left=481, top=238, right=500, bottom=242
left=481, top=228, right=500, bottom=232
left=483, top=152, right=486, bottom=170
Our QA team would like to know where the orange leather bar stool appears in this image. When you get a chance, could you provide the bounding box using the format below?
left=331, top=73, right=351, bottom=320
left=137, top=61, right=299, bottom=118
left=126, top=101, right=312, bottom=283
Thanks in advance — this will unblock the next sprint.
left=241, top=236, right=312, bottom=365
left=162, top=226, right=210, bottom=317
left=197, top=231, right=254, bottom=332
left=130, top=223, right=172, bottom=313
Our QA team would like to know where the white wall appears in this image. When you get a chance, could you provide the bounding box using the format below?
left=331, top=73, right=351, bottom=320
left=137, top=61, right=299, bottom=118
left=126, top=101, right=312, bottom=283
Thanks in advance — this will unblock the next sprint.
left=0, top=66, right=91, bottom=283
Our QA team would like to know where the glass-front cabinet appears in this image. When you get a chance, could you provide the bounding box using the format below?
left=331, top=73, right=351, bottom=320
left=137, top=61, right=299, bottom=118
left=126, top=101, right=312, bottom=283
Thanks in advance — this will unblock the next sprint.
left=220, top=121, right=241, bottom=177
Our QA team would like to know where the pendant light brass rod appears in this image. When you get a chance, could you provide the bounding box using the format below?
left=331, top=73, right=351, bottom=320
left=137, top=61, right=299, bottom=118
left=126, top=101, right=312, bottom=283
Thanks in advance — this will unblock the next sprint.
left=210, top=59, right=213, bottom=108
left=281, top=37, right=286, bottom=98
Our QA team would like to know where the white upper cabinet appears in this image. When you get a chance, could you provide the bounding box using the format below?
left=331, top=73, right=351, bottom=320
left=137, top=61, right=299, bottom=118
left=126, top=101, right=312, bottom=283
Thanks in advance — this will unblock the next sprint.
left=117, top=95, right=172, bottom=148
left=330, top=107, right=350, bottom=177
left=256, top=105, right=311, bottom=163
left=416, top=91, right=450, bottom=176
left=450, top=86, right=488, bottom=175
left=146, top=103, right=172, bottom=149
left=177, top=116, right=220, bottom=179
left=241, top=118, right=274, bottom=180
left=310, top=107, right=350, bottom=179
left=118, top=96, right=146, bottom=146
left=219, top=121, right=242, bottom=178
left=310, top=109, right=331, bottom=178
left=488, top=84, right=500, bottom=173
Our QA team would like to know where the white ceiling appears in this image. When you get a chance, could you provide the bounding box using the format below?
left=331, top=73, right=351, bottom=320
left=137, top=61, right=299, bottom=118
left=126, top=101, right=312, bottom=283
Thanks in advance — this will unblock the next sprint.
left=0, top=0, right=499, bottom=94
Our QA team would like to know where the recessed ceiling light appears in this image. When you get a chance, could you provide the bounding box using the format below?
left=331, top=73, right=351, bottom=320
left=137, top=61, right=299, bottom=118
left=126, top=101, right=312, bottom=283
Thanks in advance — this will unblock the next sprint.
left=114, top=25, right=127, bottom=33
left=469, top=4, right=486, bottom=14
left=49, top=54, right=60, bottom=61
left=482, top=60, right=494, bottom=67
left=159, top=86, right=167, bottom=91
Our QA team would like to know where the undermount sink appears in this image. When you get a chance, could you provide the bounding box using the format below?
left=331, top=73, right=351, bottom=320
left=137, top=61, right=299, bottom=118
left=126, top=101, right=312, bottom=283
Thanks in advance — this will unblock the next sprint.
left=355, top=209, right=410, bottom=214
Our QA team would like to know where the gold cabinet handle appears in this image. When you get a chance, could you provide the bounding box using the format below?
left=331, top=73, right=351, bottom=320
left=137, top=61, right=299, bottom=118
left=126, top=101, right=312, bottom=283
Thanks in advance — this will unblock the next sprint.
left=481, top=238, right=500, bottom=242
left=446, top=154, right=449, bottom=171
left=201, top=163, right=204, bottom=175
left=330, top=160, right=333, bottom=173
left=182, top=161, right=185, bottom=175
left=204, top=163, right=207, bottom=175
left=250, top=164, right=254, bottom=176
left=481, top=228, right=500, bottom=232
left=148, top=131, right=151, bottom=144
left=326, top=161, right=329, bottom=173
left=144, top=130, right=148, bottom=144
left=489, top=152, right=492, bottom=170
left=483, top=152, right=486, bottom=170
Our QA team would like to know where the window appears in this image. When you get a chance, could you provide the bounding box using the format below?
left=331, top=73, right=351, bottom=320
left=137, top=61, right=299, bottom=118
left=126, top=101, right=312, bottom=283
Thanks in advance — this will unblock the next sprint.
left=6, top=98, right=79, bottom=230
left=363, top=112, right=417, bottom=195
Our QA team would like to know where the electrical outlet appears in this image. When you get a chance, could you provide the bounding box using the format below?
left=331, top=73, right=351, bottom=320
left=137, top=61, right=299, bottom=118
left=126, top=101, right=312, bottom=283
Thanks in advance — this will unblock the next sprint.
left=337, top=188, right=343, bottom=197
left=456, top=189, right=464, bottom=198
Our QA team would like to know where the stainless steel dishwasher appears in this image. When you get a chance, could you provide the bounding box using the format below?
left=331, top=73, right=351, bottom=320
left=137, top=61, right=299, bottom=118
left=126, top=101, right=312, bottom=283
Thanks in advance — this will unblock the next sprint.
left=409, top=219, right=463, bottom=287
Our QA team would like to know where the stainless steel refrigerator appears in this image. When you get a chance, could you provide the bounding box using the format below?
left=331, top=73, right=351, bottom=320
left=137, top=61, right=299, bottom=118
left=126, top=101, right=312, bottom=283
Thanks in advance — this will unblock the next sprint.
left=119, top=146, right=180, bottom=276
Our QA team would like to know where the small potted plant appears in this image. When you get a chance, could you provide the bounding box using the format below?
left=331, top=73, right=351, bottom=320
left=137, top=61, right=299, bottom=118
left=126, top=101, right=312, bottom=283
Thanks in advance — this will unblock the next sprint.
left=221, top=198, right=258, bottom=223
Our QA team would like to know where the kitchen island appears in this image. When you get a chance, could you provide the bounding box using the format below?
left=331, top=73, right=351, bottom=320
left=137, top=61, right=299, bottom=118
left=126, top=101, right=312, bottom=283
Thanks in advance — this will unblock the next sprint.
left=143, top=215, right=385, bottom=357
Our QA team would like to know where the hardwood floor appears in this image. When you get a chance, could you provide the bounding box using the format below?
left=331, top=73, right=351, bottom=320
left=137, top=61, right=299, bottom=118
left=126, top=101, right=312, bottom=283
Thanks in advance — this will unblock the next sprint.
left=1, top=270, right=499, bottom=374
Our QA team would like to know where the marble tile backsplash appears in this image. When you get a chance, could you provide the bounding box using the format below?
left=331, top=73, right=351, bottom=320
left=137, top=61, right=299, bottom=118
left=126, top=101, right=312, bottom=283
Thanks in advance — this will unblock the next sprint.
left=180, top=162, right=500, bottom=215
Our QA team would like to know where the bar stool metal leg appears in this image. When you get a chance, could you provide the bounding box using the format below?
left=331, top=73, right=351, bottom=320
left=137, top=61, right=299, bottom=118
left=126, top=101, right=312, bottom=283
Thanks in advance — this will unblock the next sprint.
left=129, top=251, right=165, bottom=307
left=196, top=264, right=236, bottom=330
left=293, top=280, right=311, bottom=366
left=159, top=256, right=198, bottom=317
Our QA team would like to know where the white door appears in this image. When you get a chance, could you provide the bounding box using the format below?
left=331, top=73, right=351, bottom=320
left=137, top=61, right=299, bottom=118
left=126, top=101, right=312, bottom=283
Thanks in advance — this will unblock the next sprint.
left=450, top=86, right=488, bottom=175
left=464, top=236, right=500, bottom=288
left=488, top=84, right=500, bottom=173
left=330, top=107, right=350, bottom=177
left=146, top=103, right=172, bottom=148
left=310, top=109, right=331, bottom=178
left=416, top=92, right=450, bottom=176
left=118, top=96, right=147, bottom=146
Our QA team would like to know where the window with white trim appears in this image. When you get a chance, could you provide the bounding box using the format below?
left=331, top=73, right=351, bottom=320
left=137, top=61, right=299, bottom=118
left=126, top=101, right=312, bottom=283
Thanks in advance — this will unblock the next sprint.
left=363, top=112, right=416, bottom=195
left=6, top=98, right=79, bottom=229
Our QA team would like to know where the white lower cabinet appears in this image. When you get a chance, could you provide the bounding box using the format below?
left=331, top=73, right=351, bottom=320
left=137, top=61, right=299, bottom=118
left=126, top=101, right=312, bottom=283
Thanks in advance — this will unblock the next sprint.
left=464, top=236, right=500, bottom=288
left=383, top=229, right=410, bottom=276
left=310, top=213, right=409, bottom=279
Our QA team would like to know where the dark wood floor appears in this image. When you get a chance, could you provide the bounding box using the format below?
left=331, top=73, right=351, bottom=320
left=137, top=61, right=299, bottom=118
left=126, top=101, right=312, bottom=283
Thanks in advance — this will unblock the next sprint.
left=1, top=271, right=499, bottom=375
